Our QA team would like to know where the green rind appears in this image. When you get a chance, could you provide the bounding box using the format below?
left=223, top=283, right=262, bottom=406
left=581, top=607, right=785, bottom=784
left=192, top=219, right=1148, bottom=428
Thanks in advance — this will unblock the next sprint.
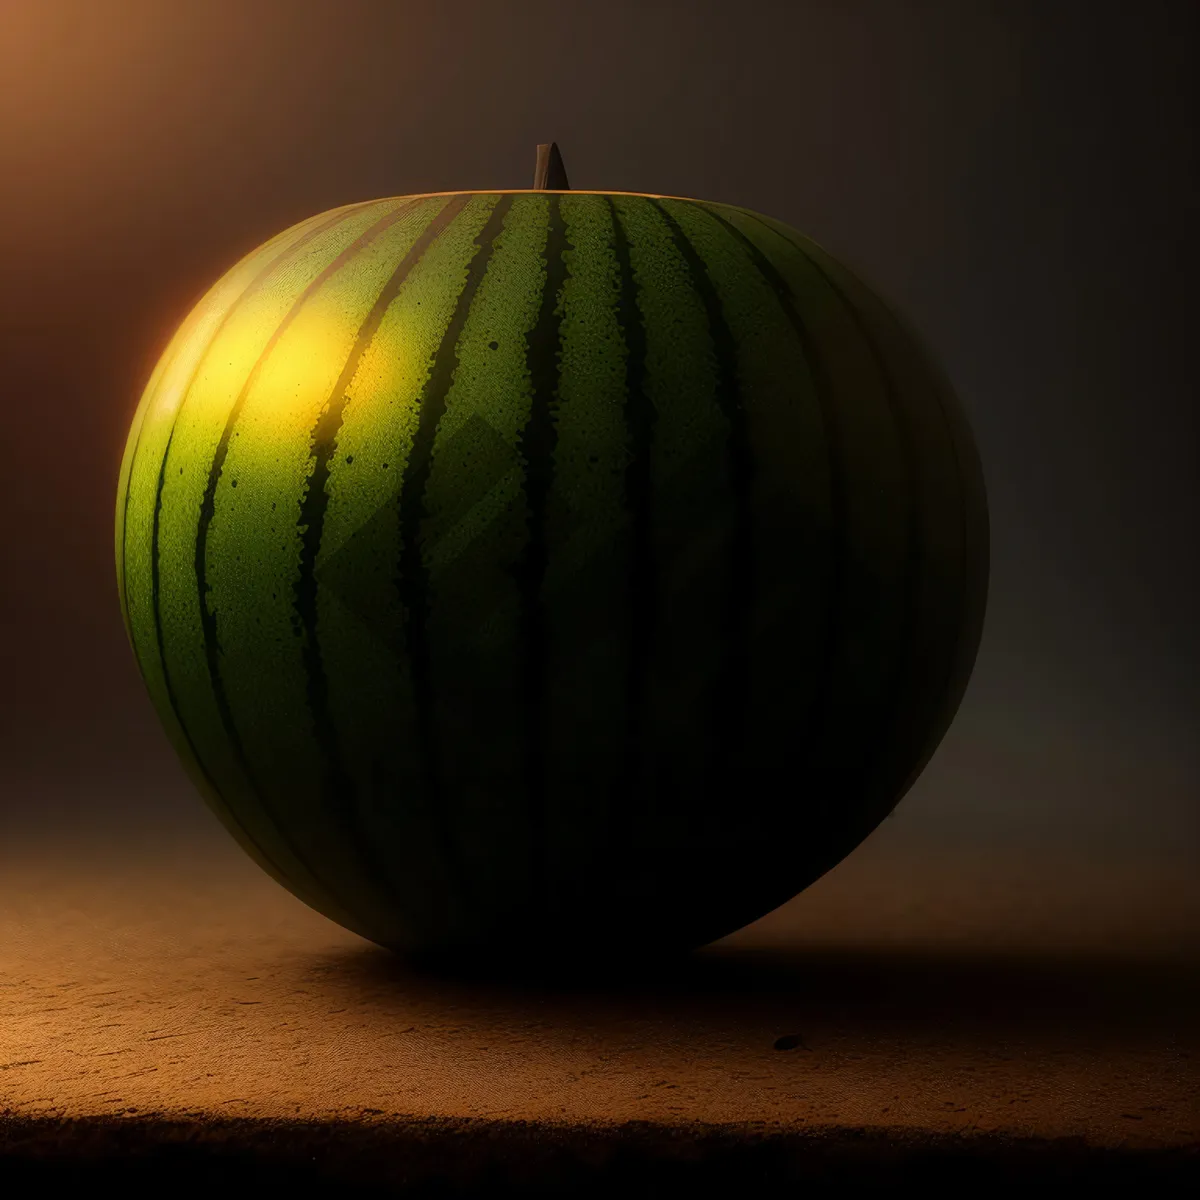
left=117, top=205, right=379, bottom=929
left=421, top=193, right=552, bottom=917
left=137, top=199, right=407, bottom=932
left=116, top=190, right=990, bottom=958
left=541, top=195, right=635, bottom=905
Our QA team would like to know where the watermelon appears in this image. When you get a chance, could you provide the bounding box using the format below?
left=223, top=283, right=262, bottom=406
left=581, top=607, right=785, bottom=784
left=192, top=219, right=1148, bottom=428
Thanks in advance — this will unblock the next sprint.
left=115, top=156, right=988, bottom=967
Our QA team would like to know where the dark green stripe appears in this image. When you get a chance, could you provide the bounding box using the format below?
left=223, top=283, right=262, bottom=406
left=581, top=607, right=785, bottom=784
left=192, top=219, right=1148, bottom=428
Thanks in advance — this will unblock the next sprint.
left=649, top=200, right=755, bottom=790
left=177, top=199, right=415, bottom=910
left=712, top=209, right=848, bottom=786
left=120, top=371, right=167, bottom=690
left=126, top=207, right=352, bottom=669
left=603, top=196, right=656, bottom=864
left=294, top=194, right=473, bottom=902
left=395, top=195, right=515, bottom=911
left=792, top=248, right=922, bottom=818
left=145, top=206, right=370, bottom=916
left=798, top=236, right=979, bottom=802
left=118, top=388, right=155, bottom=635
left=738, top=214, right=924, bottom=822
left=515, top=194, right=568, bottom=905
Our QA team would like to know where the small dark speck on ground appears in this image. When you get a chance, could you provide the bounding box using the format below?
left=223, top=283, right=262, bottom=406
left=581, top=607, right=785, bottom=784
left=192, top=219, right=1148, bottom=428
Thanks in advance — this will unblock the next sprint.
left=773, top=1034, right=809, bottom=1051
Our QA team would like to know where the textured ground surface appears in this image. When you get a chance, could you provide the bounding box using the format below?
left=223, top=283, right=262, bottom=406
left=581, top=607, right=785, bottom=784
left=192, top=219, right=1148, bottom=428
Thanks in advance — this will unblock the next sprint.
left=2, top=823, right=1198, bottom=1189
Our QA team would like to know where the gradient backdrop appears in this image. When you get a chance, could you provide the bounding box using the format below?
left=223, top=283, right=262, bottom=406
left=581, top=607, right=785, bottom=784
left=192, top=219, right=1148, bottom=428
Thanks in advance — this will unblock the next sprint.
left=1, top=0, right=1195, bottom=893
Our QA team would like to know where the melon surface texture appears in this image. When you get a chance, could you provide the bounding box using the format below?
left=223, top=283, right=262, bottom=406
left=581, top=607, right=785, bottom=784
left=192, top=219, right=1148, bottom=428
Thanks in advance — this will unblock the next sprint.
left=115, top=189, right=989, bottom=963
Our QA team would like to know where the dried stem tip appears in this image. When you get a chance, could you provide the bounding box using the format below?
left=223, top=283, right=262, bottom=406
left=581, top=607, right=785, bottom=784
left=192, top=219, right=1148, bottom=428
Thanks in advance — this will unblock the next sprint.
left=533, top=143, right=570, bottom=190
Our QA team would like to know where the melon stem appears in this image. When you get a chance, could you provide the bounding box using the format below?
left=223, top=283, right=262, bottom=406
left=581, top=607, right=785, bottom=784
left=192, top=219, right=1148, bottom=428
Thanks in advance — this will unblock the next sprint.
left=534, top=143, right=570, bottom=190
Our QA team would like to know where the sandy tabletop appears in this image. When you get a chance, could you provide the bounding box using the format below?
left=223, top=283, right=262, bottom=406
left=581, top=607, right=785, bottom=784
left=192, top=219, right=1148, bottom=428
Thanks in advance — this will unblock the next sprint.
left=2, top=821, right=1198, bottom=1186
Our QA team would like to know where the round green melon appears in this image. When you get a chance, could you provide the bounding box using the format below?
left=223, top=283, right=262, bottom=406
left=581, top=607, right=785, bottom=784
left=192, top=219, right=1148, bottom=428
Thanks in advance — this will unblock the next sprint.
left=115, top=180, right=988, bottom=968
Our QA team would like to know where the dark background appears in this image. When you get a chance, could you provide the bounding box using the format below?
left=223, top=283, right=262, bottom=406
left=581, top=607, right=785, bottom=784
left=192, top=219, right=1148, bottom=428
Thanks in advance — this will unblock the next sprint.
left=1, top=0, right=1195, bottom=879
